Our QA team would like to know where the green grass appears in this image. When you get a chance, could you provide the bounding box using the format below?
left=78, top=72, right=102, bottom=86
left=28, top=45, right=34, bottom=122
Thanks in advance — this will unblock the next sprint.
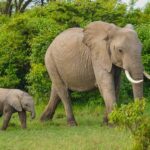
left=0, top=103, right=134, bottom=150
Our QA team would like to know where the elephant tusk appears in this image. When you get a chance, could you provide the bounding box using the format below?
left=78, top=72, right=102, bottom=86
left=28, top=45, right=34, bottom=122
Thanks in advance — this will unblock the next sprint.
left=143, top=71, right=150, bottom=80
left=125, top=70, right=143, bottom=84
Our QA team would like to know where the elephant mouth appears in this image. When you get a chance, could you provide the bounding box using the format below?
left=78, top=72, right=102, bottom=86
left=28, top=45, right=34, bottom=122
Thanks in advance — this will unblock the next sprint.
left=124, top=70, right=150, bottom=84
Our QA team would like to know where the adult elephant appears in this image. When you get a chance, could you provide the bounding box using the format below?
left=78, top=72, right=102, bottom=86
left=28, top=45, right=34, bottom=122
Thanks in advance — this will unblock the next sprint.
left=40, top=21, right=150, bottom=125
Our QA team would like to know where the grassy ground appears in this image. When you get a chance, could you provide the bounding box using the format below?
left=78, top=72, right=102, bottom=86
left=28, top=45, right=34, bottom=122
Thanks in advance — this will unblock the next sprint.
left=0, top=103, right=134, bottom=150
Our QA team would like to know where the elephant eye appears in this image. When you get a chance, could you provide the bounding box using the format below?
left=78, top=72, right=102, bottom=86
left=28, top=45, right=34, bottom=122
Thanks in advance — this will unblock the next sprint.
left=118, top=48, right=123, bottom=53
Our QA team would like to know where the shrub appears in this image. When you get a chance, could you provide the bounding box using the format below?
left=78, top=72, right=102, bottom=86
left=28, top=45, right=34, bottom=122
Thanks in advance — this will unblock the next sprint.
left=109, top=100, right=150, bottom=150
left=26, top=63, right=51, bottom=103
left=0, top=26, right=29, bottom=88
left=0, top=1, right=150, bottom=103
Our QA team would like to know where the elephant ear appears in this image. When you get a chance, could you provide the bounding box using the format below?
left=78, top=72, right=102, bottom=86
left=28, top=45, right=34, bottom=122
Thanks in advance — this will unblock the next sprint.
left=83, top=21, right=117, bottom=72
left=7, top=90, right=23, bottom=112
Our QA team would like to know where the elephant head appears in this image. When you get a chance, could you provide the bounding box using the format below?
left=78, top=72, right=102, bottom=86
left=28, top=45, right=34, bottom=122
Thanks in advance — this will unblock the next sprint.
left=7, top=90, right=36, bottom=119
left=83, top=21, right=150, bottom=99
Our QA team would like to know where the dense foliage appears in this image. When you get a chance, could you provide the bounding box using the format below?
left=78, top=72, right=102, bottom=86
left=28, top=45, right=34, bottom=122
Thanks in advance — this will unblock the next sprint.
left=0, top=1, right=150, bottom=103
left=109, top=100, right=150, bottom=150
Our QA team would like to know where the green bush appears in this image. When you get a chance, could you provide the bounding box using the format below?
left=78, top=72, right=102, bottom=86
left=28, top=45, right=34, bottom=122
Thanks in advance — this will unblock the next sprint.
left=0, top=17, right=29, bottom=88
left=109, top=100, right=150, bottom=150
left=26, top=63, right=51, bottom=103
left=0, top=1, right=149, bottom=103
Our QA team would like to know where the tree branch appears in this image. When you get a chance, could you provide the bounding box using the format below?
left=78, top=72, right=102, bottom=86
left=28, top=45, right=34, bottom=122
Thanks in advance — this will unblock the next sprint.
left=4, top=0, right=13, bottom=15
left=14, top=0, right=19, bottom=12
left=18, top=0, right=24, bottom=10
left=20, top=0, right=32, bottom=12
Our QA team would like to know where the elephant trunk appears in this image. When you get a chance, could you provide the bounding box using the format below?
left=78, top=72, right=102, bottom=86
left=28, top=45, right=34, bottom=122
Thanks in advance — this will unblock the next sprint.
left=132, top=83, right=143, bottom=99
left=31, top=109, right=36, bottom=119
left=125, top=70, right=143, bottom=84
left=124, top=70, right=143, bottom=99
left=130, top=66, right=143, bottom=99
left=123, top=55, right=144, bottom=100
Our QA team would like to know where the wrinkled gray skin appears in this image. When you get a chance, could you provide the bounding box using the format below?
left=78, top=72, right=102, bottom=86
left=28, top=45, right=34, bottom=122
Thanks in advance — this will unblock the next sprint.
left=40, top=21, right=144, bottom=125
left=0, top=88, right=35, bottom=130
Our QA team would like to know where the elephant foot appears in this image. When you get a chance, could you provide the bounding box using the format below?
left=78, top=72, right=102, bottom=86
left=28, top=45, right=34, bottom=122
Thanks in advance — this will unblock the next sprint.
left=21, top=126, right=27, bottom=129
left=103, top=116, right=109, bottom=125
left=40, top=113, right=53, bottom=122
left=40, top=116, right=52, bottom=122
left=1, top=127, right=6, bottom=131
left=67, top=118, right=78, bottom=126
left=102, top=117, right=114, bottom=127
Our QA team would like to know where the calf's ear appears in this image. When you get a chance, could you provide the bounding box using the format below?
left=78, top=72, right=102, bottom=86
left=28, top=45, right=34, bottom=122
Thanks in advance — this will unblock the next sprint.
left=7, top=90, right=22, bottom=112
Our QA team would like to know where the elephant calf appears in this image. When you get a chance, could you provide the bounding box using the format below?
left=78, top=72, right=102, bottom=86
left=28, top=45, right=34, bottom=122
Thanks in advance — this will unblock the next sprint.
left=0, top=88, right=36, bottom=130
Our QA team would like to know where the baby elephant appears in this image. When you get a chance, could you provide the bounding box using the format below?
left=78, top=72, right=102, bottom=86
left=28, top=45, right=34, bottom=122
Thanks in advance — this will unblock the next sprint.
left=0, top=88, right=36, bottom=130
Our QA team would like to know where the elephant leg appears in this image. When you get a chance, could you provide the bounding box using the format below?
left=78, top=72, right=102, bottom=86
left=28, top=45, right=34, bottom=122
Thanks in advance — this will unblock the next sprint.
left=40, top=85, right=60, bottom=122
left=1, top=111, right=12, bottom=130
left=45, top=58, right=77, bottom=126
left=0, top=113, right=2, bottom=117
left=98, top=73, right=116, bottom=124
left=18, top=111, right=26, bottom=129
left=55, top=85, right=77, bottom=126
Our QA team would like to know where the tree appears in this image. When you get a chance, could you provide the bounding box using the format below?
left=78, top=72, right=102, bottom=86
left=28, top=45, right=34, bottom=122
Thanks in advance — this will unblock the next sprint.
left=4, top=0, right=13, bottom=16
left=129, top=0, right=138, bottom=11
left=0, top=0, right=7, bottom=14
left=1, top=0, right=33, bottom=15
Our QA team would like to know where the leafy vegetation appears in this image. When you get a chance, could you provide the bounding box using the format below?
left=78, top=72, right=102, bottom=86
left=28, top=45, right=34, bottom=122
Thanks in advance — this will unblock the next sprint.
left=0, top=1, right=150, bottom=103
left=109, top=100, right=150, bottom=150
left=0, top=1, right=150, bottom=149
